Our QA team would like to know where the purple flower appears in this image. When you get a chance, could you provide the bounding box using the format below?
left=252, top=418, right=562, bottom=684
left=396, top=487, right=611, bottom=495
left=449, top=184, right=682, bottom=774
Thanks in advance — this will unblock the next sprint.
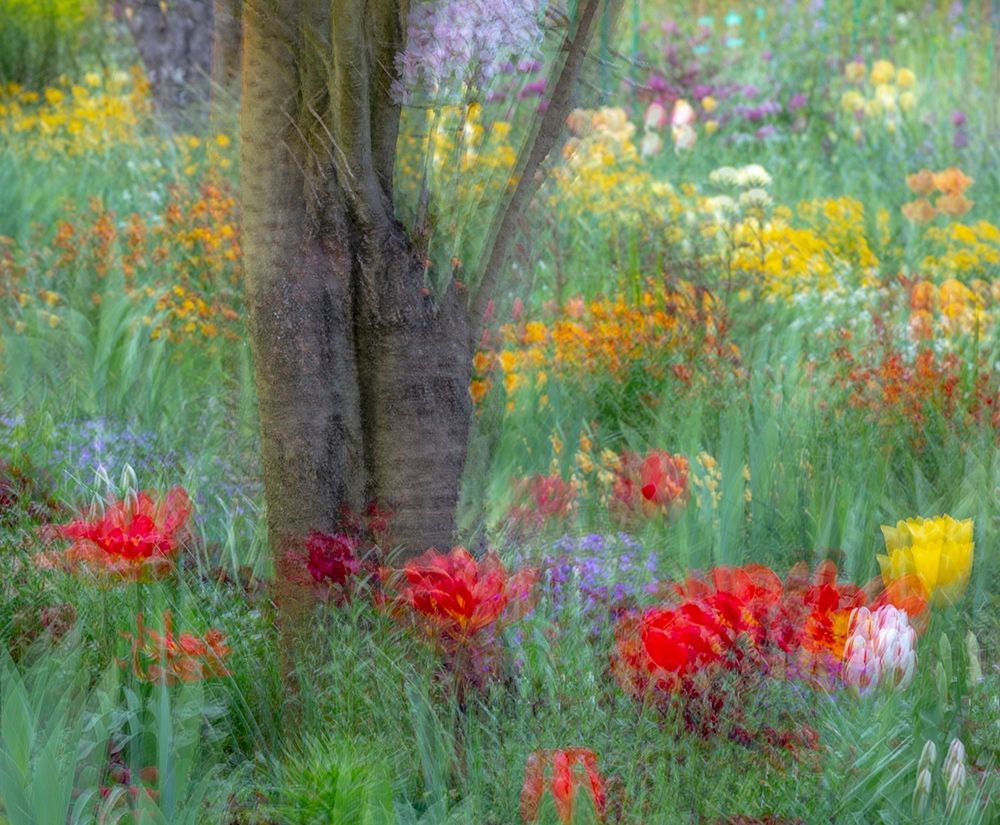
left=787, top=93, right=807, bottom=113
left=394, top=0, right=544, bottom=102
left=951, top=110, right=967, bottom=128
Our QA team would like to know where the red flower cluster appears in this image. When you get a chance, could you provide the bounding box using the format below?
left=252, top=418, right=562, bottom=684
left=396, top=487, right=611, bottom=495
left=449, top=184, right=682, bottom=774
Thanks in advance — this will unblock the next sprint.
left=508, top=473, right=576, bottom=532
left=612, top=562, right=879, bottom=697
left=123, top=612, right=230, bottom=684
left=305, top=531, right=361, bottom=587
left=520, top=749, right=605, bottom=824
left=830, top=345, right=998, bottom=438
left=39, top=487, right=191, bottom=581
left=612, top=450, right=689, bottom=518
left=384, top=547, right=537, bottom=642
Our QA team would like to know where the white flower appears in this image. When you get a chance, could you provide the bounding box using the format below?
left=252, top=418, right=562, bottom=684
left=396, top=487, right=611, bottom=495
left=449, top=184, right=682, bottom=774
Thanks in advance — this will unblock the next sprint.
left=640, top=131, right=663, bottom=158
left=703, top=195, right=738, bottom=218
left=735, top=163, right=772, bottom=188
left=739, top=188, right=772, bottom=208
left=709, top=166, right=739, bottom=186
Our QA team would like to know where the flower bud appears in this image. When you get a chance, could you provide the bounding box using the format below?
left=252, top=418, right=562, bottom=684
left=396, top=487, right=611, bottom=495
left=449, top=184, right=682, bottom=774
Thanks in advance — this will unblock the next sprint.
left=945, top=762, right=966, bottom=816
left=935, top=660, right=949, bottom=705
left=918, top=740, right=937, bottom=774
left=966, top=631, right=983, bottom=684
left=912, top=767, right=932, bottom=817
left=939, top=632, right=953, bottom=682
left=943, top=737, right=966, bottom=778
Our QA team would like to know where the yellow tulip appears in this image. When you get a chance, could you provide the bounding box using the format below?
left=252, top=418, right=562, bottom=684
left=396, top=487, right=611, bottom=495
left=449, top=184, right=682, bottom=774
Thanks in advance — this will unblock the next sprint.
left=878, top=515, right=974, bottom=607
left=870, top=59, right=895, bottom=86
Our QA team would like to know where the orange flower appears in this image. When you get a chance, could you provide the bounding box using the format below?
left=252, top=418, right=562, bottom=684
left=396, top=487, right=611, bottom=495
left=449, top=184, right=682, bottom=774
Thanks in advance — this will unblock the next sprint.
left=910, top=281, right=936, bottom=312
left=906, top=169, right=936, bottom=196
left=931, top=167, right=973, bottom=196
left=520, top=749, right=605, bottom=824
left=39, top=487, right=190, bottom=581
left=935, top=193, right=973, bottom=218
left=123, top=612, right=230, bottom=684
left=386, top=547, right=537, bottom=641
left=901, top=199, right=937, bottom=224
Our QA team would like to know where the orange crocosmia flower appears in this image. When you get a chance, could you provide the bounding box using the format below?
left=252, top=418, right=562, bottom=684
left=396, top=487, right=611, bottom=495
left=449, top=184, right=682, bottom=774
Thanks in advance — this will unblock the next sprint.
left=931, top=167, right=973, bottom=196
left=40, top=487, right=191, bottom=581
left=935, top=193, right=973, bottom=218
left=520, top=749, right=605, bottom=824
left=905, top=169, right=936, bottom=196
left=124, top=612, right=230, bottom=684
left=901, top=199, right=937, bottom=224
left=910, top=281, right=936, bottom=312
left=389, top=547, right=537, bottom=640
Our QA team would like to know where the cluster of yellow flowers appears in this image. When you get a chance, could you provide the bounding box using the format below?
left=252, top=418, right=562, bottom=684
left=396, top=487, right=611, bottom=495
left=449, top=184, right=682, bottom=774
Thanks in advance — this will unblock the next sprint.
left=699, top=167, right=881, bottom=297
left=395, top=103, right=518, bottom=215
left=840, top=59, right=918, bottom=137
left=920, top=221, right=1000, bottom=276
left=549, top=106, right=682, bottom=232
left=0, top=70, right=151, bottom=156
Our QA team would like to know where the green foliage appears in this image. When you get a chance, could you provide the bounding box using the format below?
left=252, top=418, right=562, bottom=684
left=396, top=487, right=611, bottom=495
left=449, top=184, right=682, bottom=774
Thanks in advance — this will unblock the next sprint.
left=270, top=736, right=395, bottom=825
left=0, top=0, right=94, bottom=89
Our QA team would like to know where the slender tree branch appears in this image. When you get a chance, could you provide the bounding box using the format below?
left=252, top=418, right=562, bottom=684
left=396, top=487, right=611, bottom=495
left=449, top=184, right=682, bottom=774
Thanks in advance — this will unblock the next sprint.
left=368, top=0, right=407, bottom=199
left=468, top=0, right=617, bottom=345
left=330, top=0, right=392, bottom=234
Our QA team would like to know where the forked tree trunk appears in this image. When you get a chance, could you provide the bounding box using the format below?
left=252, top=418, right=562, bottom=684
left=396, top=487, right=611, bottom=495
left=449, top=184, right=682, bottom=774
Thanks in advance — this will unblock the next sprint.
left=241, top=0, right=612, bottom=717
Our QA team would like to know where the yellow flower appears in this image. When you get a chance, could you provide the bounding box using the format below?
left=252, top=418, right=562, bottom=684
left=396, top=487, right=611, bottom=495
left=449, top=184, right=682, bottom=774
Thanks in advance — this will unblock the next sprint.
left=704, top=119, right=718, bottom=135
left=215, top=133, right=230, bottom=147
left=701, top=95, right=717, bottom=113
left=870, top=59, right=895, bottom=86
left=864, top=98, right=883, bottom=119
left=844, top=61, right=866, bottom=84
left=896, top=68, right=916, bottom=89
left=44, top=88, right=64, bottom=105
left=85, top=72, right=101, bottom=88
left=840, top=91, right=864, bottom=113
left=878, top=515, right=974, bottom=608
left=899, top=91, right=917, bottom=113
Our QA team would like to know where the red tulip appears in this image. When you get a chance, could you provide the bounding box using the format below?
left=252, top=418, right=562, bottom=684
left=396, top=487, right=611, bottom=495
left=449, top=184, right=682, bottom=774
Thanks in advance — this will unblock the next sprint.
left=613, top=561, right=873, bottom=698
left=387, top=547, right=537, bottom=641
left=612, top=450, right=689, bottom=518
left=520, top=749, right=605, bottom=824
left=39, top=487, right=190, bottom=581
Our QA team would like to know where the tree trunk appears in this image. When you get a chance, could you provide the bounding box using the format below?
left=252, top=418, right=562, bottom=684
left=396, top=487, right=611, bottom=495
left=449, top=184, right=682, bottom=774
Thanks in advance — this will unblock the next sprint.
left=212, top=0, right=242, bottom=94
left=122, top=0, right=214, bottom=129
left=355, top=243, right=473, bottom=553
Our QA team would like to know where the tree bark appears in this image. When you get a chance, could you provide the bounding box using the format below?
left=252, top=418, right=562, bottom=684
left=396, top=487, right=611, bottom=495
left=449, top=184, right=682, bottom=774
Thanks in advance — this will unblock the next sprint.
left=122, top=0, right=214, bottom=129
left=212, top=0, right=242, bottom=95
